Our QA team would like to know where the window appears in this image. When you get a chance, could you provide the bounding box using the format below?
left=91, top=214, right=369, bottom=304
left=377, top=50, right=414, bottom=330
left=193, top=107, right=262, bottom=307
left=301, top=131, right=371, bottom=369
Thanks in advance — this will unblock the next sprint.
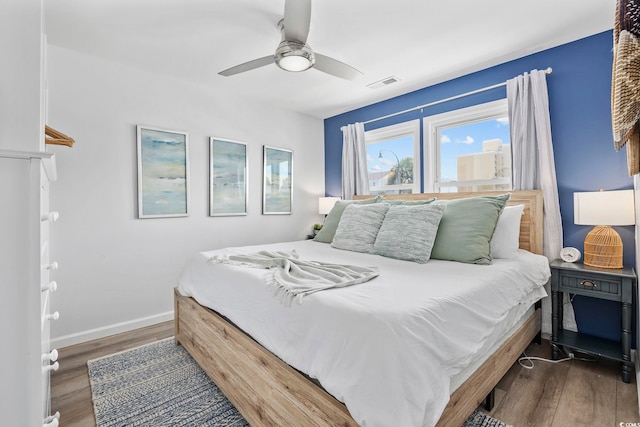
left=365, top=120, right=420, bottom=195
left=423, top=99, right=511, bottom=193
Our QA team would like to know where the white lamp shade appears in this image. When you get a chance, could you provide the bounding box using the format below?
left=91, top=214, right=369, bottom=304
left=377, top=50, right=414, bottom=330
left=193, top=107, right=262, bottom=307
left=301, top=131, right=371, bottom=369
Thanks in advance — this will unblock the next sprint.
left=574, top=190, right=635, bottom=226
left=319, top=197, right=340, bottom=215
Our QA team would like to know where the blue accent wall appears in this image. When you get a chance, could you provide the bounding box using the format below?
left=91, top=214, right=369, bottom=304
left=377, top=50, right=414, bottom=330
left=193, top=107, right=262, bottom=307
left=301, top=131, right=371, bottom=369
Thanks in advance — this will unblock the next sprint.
left=324, top=31, right=635, bottom=342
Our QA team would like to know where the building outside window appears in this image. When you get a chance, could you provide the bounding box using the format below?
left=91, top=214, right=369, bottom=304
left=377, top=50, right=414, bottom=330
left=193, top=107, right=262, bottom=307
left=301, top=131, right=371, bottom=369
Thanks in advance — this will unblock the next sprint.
left=455, top=138, right=511, bottom=192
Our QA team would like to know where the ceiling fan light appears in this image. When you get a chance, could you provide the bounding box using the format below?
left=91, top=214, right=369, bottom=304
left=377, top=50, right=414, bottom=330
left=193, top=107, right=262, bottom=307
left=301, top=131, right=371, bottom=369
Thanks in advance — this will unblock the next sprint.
left=278, top=55, right=312, bottom=72
left=275, top=40, right=315, bottom=72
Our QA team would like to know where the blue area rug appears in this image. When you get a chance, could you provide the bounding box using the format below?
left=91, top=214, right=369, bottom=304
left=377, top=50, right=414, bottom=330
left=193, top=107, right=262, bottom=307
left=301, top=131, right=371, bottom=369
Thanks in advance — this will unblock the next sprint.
left=88, top=338, right=248, bottom=426
left=462, top=410, right=511, bottom=427
left=88, top=338, right=510, bottom=427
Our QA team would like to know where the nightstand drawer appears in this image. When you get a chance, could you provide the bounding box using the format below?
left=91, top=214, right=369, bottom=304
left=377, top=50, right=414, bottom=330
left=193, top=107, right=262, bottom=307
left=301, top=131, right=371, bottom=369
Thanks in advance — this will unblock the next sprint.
left=558, top=274, right=621, bottom=298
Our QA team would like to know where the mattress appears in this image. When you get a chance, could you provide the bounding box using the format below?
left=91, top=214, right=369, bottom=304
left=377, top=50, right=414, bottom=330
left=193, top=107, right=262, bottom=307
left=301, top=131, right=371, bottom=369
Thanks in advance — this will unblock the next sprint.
left=178, top=240, right=549, bottom=427
left=450, top=303, right=535, bottom=392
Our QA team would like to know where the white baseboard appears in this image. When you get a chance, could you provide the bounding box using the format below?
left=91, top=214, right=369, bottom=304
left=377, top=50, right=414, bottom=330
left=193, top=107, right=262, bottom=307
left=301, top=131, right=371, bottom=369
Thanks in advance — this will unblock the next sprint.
left=51, top=311, right=174, bottom=349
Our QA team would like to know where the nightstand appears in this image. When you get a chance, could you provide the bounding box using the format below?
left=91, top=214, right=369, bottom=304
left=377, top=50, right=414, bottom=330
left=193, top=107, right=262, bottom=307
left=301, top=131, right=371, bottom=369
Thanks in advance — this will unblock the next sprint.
left=550, top=259, right=636, bottom=383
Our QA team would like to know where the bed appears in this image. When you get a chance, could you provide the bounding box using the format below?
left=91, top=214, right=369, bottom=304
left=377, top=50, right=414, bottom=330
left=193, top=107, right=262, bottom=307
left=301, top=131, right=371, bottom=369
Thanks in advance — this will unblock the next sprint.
left=174, top=190, right=547, bottom=427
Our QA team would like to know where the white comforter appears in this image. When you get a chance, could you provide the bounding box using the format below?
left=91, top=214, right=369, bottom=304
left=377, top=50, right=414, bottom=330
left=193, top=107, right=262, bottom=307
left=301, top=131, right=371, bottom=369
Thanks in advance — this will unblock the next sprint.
left=178, top=240, right=550, bottom=427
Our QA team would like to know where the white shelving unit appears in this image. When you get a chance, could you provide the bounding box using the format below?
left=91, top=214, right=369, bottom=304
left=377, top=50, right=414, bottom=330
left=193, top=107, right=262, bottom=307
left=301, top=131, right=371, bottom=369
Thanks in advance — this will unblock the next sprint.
left=0, top=150, right=60, bottom=427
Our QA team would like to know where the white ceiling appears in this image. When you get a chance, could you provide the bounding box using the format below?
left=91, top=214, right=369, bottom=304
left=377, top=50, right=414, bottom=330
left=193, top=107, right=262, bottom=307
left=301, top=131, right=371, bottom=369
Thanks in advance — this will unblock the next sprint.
left=45, top=0, right=614, bottom=119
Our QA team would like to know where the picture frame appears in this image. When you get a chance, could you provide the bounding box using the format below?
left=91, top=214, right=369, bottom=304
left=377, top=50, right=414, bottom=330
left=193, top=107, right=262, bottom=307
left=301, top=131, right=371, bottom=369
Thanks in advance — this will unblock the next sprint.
left=263, top=145, right=293, bottom=215
left=136, top=125, right=189, bottom=218
left=209, top=137, right=248, bottom=216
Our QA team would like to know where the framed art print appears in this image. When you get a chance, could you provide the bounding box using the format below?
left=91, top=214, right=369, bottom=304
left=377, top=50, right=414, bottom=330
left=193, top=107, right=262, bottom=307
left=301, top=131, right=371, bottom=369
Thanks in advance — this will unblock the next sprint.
left=137, top=125, right=189, bottom=218
left=209, top=137, right=248, bottom=216
left=263, top=145, right=293, bottom=215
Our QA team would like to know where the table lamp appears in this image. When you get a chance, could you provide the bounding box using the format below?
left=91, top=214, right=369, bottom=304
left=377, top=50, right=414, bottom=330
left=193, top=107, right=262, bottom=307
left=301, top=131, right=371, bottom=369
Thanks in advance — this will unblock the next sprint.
left=319, top=197, right=340, bottom=216
left=574, top=189, right=635, bottom=268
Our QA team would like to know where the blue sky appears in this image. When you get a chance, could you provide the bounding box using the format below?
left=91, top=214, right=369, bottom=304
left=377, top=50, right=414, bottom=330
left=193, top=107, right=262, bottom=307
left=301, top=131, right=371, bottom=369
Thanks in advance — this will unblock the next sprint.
left=367, top=117, right=510, bottom=181
left=367, top=136, right=415, bottom=173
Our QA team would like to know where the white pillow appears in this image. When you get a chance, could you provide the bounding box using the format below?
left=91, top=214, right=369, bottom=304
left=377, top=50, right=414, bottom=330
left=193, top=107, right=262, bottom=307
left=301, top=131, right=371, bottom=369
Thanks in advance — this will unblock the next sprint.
left=490, top=204, right=525, bottom=259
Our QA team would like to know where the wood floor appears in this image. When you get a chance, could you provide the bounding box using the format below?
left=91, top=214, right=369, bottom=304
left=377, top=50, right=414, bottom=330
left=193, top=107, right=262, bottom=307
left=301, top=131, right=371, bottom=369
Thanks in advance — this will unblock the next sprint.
left=51, top=321, right=640, bottom=426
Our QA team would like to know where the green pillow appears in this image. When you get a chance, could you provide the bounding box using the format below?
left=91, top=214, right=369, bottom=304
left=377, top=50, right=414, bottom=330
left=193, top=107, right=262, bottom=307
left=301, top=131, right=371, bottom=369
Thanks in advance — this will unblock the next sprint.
left=372, top=204, right=445, bottom=263
left=313, top=197, right=377, bottom=243
left=376, top=197, right=436, bottom=205
left=430, top=193, right=510, bottom=265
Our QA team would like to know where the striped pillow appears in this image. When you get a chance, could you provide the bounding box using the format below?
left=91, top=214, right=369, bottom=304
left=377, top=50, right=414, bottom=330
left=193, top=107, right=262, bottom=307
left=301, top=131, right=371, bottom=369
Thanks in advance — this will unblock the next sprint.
left=313, top=197, right=377, bottom=243
left=372, top=204, right=446, bottom=263
left=331, top=203, right=390, bottom=253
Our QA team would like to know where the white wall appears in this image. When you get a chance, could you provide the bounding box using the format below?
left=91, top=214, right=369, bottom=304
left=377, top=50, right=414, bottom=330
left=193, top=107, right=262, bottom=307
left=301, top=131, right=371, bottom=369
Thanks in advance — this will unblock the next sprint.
left=0, top=0, right=44, bottom=151
left=46, top=45, right=325, bottom=347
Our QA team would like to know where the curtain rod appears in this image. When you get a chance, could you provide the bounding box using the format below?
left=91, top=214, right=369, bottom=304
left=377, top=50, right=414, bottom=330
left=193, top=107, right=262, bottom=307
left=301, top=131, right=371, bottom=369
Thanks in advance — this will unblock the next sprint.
left=361, top=67, right=553, bottom=126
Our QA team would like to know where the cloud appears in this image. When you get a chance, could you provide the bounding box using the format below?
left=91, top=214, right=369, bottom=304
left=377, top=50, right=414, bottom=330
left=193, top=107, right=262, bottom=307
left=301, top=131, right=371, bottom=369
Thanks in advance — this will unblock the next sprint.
left=496, top=117, right=509, bottom=126
left=370, top=165, right=381, bottom=172
left=442, top=134, right=473, bottom=144
left=459, top=136, right=474, bottom=145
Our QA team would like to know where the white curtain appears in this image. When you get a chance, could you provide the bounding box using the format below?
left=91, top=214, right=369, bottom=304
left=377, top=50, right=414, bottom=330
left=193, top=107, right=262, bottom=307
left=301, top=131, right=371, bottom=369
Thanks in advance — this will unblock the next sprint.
left=507, top=69, right=577, bottom=334
left=341, top=122, right=369, bottom=200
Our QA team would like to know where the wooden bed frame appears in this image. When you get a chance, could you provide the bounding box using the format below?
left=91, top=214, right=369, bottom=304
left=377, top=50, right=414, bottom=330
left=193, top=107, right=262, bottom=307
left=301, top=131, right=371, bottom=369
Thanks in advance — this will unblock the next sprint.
left=174, top=190, right=544, bottom=427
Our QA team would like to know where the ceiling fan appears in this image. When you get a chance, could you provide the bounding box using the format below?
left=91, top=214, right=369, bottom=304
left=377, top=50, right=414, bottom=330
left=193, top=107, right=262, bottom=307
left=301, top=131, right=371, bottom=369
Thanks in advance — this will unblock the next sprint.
left=218, top=0, right=363, bottom=80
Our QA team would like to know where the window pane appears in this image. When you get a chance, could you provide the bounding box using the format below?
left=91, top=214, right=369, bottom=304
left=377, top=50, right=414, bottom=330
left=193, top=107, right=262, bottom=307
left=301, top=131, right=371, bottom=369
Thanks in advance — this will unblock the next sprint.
left=438, top=117, right=511, bottom=192
left=366, top=135, right=414, bottom=194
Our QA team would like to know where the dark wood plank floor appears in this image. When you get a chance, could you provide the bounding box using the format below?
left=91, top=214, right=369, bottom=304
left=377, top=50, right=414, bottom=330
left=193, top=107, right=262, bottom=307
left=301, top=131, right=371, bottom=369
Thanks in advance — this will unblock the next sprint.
left=51, top=322, right=639, bottom=426
left=490, top=339, right=640, bottom=426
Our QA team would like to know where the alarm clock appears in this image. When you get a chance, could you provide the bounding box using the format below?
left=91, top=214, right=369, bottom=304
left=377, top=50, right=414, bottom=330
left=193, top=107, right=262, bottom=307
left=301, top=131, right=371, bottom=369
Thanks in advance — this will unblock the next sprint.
left=560, top=247, right=581, bottom=263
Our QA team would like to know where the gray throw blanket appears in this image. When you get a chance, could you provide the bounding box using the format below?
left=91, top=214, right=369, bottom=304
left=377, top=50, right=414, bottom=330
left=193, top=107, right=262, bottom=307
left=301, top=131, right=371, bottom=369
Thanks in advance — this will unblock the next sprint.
left=208, top=250, right=379, bottom=305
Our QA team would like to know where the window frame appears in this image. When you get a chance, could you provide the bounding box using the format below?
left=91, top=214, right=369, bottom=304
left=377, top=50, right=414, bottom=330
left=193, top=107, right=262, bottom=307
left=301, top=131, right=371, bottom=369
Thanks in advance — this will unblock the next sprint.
left=364, top=119, right=421, bottom=194
left=422, top=99, right=510, bottom=193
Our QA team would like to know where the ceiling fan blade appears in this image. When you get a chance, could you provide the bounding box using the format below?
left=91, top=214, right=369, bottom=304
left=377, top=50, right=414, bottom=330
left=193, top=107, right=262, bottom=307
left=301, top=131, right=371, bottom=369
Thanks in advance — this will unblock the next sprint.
left=218, top=56, right=275, bottom=77
left=313, top=53, right=363, bottom=80
left=283, top=0, right=311, bottom=43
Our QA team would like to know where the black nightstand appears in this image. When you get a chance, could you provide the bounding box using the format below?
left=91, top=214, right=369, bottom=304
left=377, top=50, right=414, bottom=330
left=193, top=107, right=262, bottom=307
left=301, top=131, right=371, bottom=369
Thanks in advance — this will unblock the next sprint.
left=550, top=259, right=636, bottom=383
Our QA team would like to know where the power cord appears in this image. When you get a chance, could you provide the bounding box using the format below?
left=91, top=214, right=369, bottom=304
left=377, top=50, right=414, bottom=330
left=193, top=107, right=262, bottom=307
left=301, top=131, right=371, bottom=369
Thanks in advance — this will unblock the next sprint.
left=518, top=352, right=571, bottom=369
left=517, top=345, right=596, bottom=369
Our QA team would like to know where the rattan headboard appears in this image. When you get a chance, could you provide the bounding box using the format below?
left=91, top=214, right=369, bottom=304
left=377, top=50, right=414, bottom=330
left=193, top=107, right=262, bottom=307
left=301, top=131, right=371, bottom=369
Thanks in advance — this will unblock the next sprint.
left=353, top=190, right=543, bottom=255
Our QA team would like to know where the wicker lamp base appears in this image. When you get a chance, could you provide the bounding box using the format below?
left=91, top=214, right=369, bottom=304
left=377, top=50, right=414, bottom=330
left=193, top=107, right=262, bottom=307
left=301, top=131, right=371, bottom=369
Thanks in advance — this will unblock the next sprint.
left=583, top=225, right=623, bottom=269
